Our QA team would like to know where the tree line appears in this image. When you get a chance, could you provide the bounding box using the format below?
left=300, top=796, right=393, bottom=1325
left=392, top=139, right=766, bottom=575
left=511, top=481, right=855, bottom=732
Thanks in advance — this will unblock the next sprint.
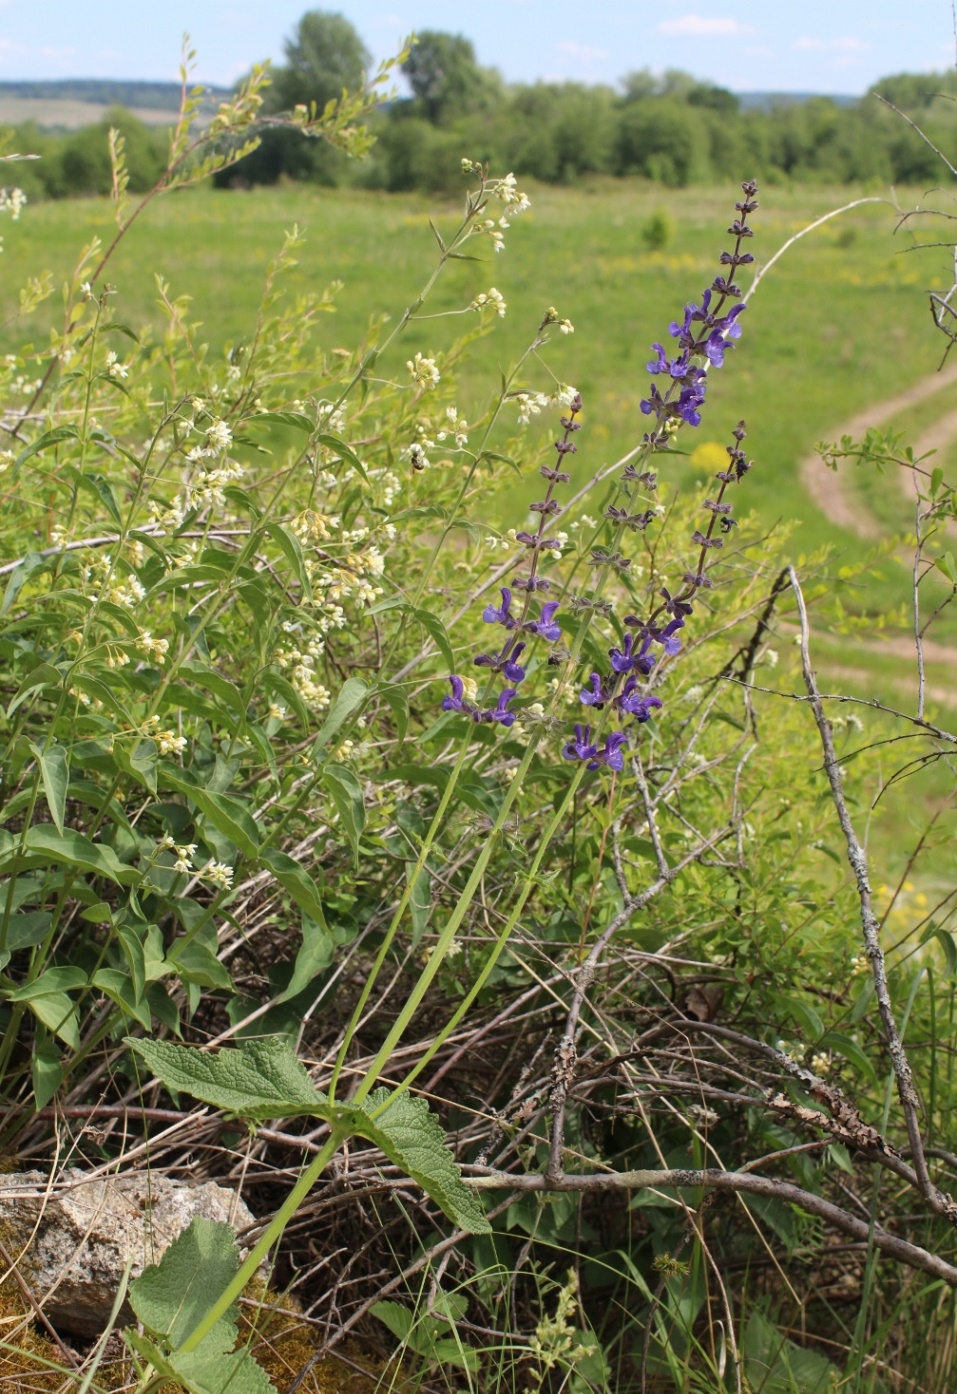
left=6, top=10, right=957, bottom=201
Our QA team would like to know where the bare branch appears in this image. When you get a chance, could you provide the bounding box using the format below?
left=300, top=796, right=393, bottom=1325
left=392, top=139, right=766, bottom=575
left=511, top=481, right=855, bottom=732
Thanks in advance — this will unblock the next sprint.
left=789, top=564, right=954, bottom=1216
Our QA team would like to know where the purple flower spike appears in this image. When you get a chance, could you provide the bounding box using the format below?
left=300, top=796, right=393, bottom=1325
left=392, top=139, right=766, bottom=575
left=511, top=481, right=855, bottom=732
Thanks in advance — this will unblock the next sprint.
left=483, top=587, right=517, bottom=628
left=647, top=343, right=671, bottom=375
left=595, top=731, right=629, bottom=772
left=609, top=633, right=638, bottom=674
left=502, top=642, right=527, bottom=684
left=489, top=688, right=518, bottom=727
left=525, top=601, right=561, bottom=642
left=563, top=723, right=599, bottom=764
left=661, top=586, right=694, bottom=619
left=704, top=330, right=730, bottom=368
left=442, top=675, right=472, bottom=715
left=580, top=672, right=608, bottom=707
left=617, top=678, right=663, bottom=723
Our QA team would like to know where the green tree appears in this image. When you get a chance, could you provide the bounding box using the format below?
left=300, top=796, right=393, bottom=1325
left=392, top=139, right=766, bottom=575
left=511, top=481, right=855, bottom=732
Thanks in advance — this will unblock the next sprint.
left=268, top=10, right=370, bottom=112
left=401, top=31, right=498, bottom=124
left=221, top=10, right=370, bottom=188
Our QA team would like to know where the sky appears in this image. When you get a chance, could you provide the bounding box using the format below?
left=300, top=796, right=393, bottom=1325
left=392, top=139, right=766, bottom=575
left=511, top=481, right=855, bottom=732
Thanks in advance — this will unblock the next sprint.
left=0, top=0, right=954, bottom=95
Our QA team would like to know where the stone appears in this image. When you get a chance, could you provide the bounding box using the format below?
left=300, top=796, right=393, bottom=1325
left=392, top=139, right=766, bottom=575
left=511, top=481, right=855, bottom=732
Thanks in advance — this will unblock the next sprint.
left=0, top=1168, right=257, bottom=1337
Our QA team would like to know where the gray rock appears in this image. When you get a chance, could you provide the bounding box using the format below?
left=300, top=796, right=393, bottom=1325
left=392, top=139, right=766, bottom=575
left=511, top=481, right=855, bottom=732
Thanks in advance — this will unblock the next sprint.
left=0, top=1168, right=257, bottom=1337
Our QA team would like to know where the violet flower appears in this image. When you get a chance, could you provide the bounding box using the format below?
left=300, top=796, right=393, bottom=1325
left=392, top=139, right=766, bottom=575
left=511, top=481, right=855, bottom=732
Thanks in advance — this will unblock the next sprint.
left=523, top=601, right=561, bottom=642
left=442, top=675, right=473, bottom=716
left=483, top=587, right=517, bottom=628
left=563, top=723, right=599, bottom=764
left=616, top=679, right=663, bottom=723
left=580, top=672, right=611, bottom=707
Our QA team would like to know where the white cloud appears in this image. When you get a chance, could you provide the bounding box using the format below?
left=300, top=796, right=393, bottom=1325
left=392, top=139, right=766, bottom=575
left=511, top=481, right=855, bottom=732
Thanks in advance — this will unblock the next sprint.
left=658, top=14, right=755, bottom=38
left=556, top=41, right=610, bottom=61
left=795, top=36, right=869, bottom=52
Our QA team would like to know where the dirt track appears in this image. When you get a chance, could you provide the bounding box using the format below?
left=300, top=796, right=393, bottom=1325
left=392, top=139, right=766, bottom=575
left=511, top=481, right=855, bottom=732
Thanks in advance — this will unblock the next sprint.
left=798, top=360, right=957, bottom=540
left=797, top=362, right=957, bottom=675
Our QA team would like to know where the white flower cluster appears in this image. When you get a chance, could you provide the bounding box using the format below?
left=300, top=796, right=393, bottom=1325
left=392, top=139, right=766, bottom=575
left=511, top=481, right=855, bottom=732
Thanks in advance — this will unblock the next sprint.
left=136, top=630, right=169, bottom=662
left=160, top=835, right=198, bottom=875
left=144, top=717, right=187, bottom=756
left=202, top=859, right=234, bottom=891
left=470, top=287, right=506, bottom=318
left=436, top=405, right=469, bottom=448
left=545, top=305, right=575, bottom=334
left=492, top=171, right=531, bottom=214
left=514, top=391, right=551, bottom=425
left=317, top=400, right=346, bottom=434
left=104, top=568, right=146, bottom=609
left=105, top=350, right=129, bottom=380
left=0, top=186, right=26, bottom=221
left=205, top=419, right=233, bottom=452
left=511, top=383, right=580, bottom=425
left=407, top=352, right=440, bottom=389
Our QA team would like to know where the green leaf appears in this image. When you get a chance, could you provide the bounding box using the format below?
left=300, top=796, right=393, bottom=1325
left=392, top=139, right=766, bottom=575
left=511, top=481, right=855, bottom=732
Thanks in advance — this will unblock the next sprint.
left=277, top=915, right=335, bottom=1003
left=166, top=938, right=233, bottom=992
left=816, top=1029, right=878, bottom=1084
left=92, top=968, right=151, bottom=1029
left=19, top=991, right=80, bottom=1049
left=8, top=966, right=87, bottom=998
left=264, top=522, right=312, bottom=601
left=247, top=410, right=313, bottom=433
left=743, top=1310, right=836, bottom=1394
left=160, top=766, right=260, bottom=859
left=781, top=995, right=824, bottom=1042
left=32, top=1038, right=62, bottom=1108
left=126, top=1036, right=325, bottom=1121
left=322, top=763, right=365, bottom=866
left=3, top=552, right=48, bottom=616
left=129, top=1217, right=276, bottom=1394
left=372, top=1299, right=414, bottom=1344
left=413, top=608, right=455, bottom=672
left=126, top=1040, right=487, bottom=1232
left=7, top=660, right=62, bottom=715
left=313, top=677, right=369, bottom=754
left=936, top=550, right=957, bottom=587
left=377, top=682, right=409, bottom=745
left=15, top=425, right=79, bottom=469
left=6, top=910, right=52, bottom=953
left=29, top=741, right=68, bottom=835
left=258, top=847, right=328, bottom=926
left=2, top=826, right=134, bottom=885
left=63, top=467, right=122, bottom=526
left=343, top=1088, right=490, bottom=1234
left=130, top=1217, right=240, bottom=1347
left=316, top=433, right=369, bottom=483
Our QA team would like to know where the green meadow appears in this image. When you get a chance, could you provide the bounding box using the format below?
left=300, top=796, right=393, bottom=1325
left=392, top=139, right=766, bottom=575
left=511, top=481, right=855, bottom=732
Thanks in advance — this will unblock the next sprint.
left=6, top=178, right=956, bottom=698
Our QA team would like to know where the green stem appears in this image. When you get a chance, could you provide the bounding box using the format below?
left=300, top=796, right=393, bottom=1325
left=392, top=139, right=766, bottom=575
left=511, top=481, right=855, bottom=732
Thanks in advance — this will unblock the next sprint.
left=178, top=1128, right=345, bottom=1355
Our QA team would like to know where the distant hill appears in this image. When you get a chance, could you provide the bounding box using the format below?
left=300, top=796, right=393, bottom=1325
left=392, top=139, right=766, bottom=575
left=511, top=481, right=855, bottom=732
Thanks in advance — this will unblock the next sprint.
left=0, top=79, right=231, bottom=130
left=737, top=91, right=860, bottom=110
left=0, top=79, right=230, bottom=109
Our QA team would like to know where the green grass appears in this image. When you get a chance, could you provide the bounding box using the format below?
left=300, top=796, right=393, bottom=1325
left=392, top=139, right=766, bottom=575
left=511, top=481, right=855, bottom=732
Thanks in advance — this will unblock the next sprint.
left=4, top=177, right=956, bottom=693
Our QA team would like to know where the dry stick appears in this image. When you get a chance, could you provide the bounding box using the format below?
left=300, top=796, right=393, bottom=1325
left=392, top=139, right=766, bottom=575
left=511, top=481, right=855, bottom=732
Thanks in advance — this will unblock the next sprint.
left=744, top=197, right=893, bottom=305
left=725, top=675, right=957, bottom=745
left=545, top=823, right=733, bottom=1182
left=912, top=478, right=927, bottom=720
left=282, top=1192, right=519, bottom=1394
left=789, top=564, right=952, bottom=1216
left=0, top=1232, right=81, bottom=1370
left=464, top=1166, right=957, bottom=1286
